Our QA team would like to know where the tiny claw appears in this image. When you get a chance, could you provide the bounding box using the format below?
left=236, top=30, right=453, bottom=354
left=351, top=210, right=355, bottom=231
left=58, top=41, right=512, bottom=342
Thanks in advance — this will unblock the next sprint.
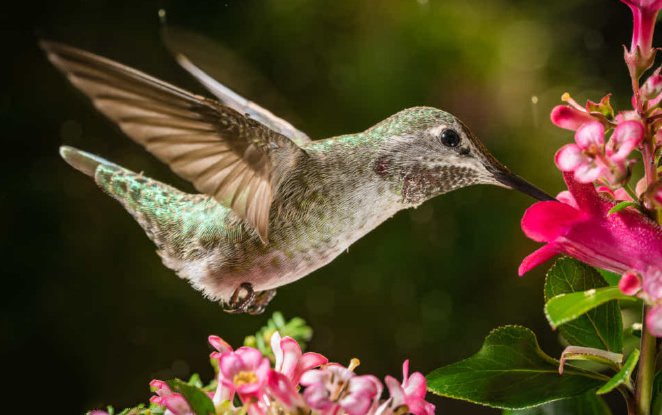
left=246, top=289, right=277, bottom=315
left=222, top=282, right=256, bottom=314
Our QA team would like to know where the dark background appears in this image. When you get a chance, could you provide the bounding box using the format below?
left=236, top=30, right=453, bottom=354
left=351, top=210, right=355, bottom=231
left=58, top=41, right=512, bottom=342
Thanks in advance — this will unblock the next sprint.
left=0, top=0, right=638, bottom=413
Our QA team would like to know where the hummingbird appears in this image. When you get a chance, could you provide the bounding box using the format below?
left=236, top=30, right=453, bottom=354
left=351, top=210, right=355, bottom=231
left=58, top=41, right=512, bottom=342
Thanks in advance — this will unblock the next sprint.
left=41, top=39, right=553, bottom=315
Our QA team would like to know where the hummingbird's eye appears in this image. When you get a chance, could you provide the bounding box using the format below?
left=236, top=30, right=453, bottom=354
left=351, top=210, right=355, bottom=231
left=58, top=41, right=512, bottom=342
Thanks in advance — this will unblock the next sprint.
left=440, top=129, right=461, bottom=147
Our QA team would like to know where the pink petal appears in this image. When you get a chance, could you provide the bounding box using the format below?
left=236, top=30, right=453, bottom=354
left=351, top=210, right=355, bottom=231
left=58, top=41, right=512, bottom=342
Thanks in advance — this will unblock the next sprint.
left=298, top=353, right=329, bottom=376
left=550, top=105, right=595, bottom=130
left=235, top=347, right=265, bottom=370
left=518, top=244, right=561, bottom=276
left=563, top=172, right=608, bottom=215
left=607, top=120, right=644, bottom=160
left=556, top=190, right=578, bottom=208
left=219, top=352, right=244, bottom=380
left=209, top=335, right=232, bottom=354
left=575, top=121, right=604, bottom=148
left=150, top=379, right=172, bottom=396
left=619, top=271, right=642, bottom=295
left=267, top=370, right=302, bottom=409
left=270, top=331, right=283, bottom=368
left=384, top=376, right=406, bottom=405
left=643, top=268, right=662, bottom=301
left=161, top=394, right=191, bottom=415
left=403, top=372, right=427, bottom=400
left=339, top=393, right=373, bottom=415
left=401, top=360, right=410, bottom=381
left=555, top=144, right=585, bottom=172
left=276, top=336, right=303, bottom=380
left=299, top=369, right=326, bottom=386
left=521, top=201, right=585, bottom=242
left=646, top=305, right=662, bottom=337
left=574, top=163, right=604, bottom=183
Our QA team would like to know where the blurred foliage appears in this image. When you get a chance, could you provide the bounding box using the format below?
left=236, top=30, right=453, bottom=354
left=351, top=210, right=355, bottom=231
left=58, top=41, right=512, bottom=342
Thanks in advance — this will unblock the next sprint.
left=0, top=0, right=641, bottom=413
left=243, top=312, right=313, bottom=360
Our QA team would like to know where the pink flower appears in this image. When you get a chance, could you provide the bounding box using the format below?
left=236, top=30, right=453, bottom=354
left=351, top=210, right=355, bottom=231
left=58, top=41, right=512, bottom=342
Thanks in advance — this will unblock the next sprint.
left=554, top=121, right=643, bottom=184
left=300, top=364, right=382, bottom=415
left=208, top=335, right=235, bottom=404
left=519, top=172, right=662, bottom=278
left=383, top=361, right=435, bottom=415
left=550, top=105, right=596, bottom=131
left=149, top=380, right=193, bottom=415
left=621, top=0, right=662, bottom=75
left=218, top=347, right=270, bottom=400
left=267, top=370, right=306, bottom=411
left=270, top=331, right=328, bottom=384
left=641, top=67, right=662, bottom=106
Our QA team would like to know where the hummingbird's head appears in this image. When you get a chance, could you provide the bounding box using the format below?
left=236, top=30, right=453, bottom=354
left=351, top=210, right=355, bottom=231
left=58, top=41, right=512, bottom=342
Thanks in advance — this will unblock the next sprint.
left=372, top=107, right=554, bottom=205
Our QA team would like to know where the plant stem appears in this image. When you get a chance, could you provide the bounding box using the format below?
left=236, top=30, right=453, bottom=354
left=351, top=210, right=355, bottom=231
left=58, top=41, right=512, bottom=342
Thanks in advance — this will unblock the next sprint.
left=621, top=384, right=638, bottom=415
left=636, top=305, right=657, bottom=415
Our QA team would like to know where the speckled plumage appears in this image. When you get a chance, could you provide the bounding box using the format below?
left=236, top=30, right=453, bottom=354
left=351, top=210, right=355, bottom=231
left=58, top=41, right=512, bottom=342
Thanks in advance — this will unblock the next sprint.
left=46, top=40, right=552, bottom=313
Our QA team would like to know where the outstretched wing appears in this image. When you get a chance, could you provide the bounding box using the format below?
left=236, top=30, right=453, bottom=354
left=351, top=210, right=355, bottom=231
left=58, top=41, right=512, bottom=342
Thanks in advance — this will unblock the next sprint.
left=41, top=40, right=306, bottom=242
left=160, top=24, right=311, bottom=147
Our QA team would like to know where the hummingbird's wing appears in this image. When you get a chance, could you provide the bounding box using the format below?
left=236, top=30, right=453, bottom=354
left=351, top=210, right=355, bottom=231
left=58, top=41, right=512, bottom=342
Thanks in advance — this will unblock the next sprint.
left=41, top=40, right=307, bottom=243
left=160, top=25, right=311, bottom=147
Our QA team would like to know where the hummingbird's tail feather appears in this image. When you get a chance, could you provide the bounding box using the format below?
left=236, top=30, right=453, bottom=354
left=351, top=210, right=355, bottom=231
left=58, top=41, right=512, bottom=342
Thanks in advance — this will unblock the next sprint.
left=59, top=146, right=238, bottom=300
left=60, top=146, right=118, bottom=177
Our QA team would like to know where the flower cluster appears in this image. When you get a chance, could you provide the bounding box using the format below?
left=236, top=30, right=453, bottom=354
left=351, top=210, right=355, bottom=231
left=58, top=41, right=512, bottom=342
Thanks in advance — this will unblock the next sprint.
left=519, top=0, right=662, bottom=336
left=93, top=332, right=435, bottom=415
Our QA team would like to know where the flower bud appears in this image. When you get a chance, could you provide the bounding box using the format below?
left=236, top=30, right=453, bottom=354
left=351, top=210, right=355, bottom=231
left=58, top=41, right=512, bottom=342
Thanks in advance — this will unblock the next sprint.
left=619, top=271, right=642, bottom=296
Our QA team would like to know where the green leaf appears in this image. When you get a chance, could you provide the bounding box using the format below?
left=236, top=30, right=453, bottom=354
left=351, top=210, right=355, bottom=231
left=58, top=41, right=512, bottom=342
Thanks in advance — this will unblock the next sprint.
left=596, top=349, right=639, bottom=395
left=607, top=201, right=638, bottom=215
left=426, top=326, right=607, bottom=410
left=166, top=379, right=215, bottom=415
left=544, top=258, right=624, bottom=352
left=597, top=269, right=620, bottom=287
left=503, top=391, right=611, bottom=414
left=545, top=287, right=629, bottom=328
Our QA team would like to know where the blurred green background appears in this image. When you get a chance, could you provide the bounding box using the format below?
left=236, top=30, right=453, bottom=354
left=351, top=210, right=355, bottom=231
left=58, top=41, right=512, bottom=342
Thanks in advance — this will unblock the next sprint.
left=0, top=0, right=640, bottom=413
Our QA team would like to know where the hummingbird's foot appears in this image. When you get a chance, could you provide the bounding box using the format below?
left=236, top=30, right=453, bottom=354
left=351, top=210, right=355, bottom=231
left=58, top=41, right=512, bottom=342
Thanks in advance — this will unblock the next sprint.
left=222, top=282, right=256, bottom=314
left=246, top=289, right=277, bottom=315
left=221, top=283, right=277, bottom=315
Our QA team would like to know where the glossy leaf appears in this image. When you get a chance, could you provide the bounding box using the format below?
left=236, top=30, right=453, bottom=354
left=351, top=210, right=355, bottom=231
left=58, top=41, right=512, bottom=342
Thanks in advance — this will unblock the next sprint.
left=166, top=379, right=215, bottom=415
left=596, top=349, right=639, bottom=395
left=597, top=269, right=620, bottom=287
left=544, top=258, right=624, bottom=352
left=426, top=326, right=606, bottom=410
left=502, top=391, right=611, bottom=414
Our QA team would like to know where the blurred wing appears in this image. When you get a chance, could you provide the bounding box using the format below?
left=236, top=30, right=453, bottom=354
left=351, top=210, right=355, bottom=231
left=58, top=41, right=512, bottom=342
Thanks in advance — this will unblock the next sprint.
left=161, top=24, right=311, bottom=146
left=42, top=40, right=306, bottom=242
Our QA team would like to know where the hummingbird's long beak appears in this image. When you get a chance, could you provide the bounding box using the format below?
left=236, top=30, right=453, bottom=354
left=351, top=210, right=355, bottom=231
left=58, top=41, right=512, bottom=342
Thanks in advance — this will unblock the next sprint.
left=487, top=166, right=556, bottom=201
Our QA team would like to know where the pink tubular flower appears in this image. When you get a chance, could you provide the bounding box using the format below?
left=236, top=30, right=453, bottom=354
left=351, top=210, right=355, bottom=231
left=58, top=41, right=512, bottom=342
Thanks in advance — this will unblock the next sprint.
left=382, top=361, right=435, bottom=415
left=149, top=380, right=193, bottom=415
left=300, top=364, right=382, bottom=415
left=270, top=331, right=328, bottom=384
left=219, top=347, right=270, bottom=400
left=621, top=0, right=662, bottom=74
left=519, top=172, right=662, bottom=278
left=550, top=105, right=596, bottom=131
left=267, top=370, right=306, bottom=411
left=555, top=121, right=643, bottom=184
left=208, top=335, right=235, bottom=405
